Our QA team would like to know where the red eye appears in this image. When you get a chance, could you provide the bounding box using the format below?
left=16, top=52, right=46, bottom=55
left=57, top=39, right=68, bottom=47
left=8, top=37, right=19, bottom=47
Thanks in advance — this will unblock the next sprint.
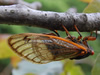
left=91, top=51, right=94, bottom=55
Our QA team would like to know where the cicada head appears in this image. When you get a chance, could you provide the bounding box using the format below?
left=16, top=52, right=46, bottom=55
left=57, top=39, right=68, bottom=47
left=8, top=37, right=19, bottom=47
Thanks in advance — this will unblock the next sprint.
left=70, top=49, right=94, bottom=60
left=69, top=39, right=94, bottom=60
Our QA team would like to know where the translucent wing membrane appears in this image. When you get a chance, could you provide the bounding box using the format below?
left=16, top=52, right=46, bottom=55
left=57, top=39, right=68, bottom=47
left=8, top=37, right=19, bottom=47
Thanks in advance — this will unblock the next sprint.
left=8, top=33, right=80, bottom=64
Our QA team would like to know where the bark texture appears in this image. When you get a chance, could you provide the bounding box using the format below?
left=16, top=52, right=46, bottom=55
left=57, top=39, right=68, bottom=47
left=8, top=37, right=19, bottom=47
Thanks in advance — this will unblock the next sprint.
left=0, top=4, right=100, bottom=32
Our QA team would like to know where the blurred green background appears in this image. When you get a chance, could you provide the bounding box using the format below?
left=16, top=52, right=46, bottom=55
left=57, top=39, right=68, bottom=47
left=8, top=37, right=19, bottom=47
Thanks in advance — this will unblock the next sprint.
left=0, top=0, right=100, bottom=75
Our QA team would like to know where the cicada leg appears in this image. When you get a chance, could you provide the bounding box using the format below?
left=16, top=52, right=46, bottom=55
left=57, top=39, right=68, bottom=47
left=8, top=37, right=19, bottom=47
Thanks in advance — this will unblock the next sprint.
left=62, top=25, right=78, bottom=42
left=83, top=30, right=97, bottom=41
left=90, top=29, right=97, bottom=38
left=53, top=30, right=60, bottom=37
left=62, top=25, right=73, bottom=38
left=82, top=30, right=97, bottom=47
left=74, top=25, right=82, bottom=40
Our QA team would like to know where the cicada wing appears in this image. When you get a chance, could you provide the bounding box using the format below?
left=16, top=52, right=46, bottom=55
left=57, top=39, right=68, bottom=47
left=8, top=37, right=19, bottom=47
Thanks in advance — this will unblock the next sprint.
left=8, top=33, right=79, bottom=64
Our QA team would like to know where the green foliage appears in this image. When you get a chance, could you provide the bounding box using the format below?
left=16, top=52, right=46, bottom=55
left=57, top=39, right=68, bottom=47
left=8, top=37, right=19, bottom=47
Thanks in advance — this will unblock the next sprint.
left=24, top=0, right=87, bottom=12
left=84, top=0, right=100, bottom=13
left=66, top=0, right=88, bottom=12
left=23, top=26, right=50, bottom=33
left=92, top=53, right=100, bottom=75
left=24, top=0, right=69, bottom=12
left=60, top=60, right=84, bottom=75
left=78, top=64, right=92, bottom=75
left=0, top=24, right=28, bottom=34
left=70, top=66, right=84, bottom=75
left=24, top=0, right=33, bottom=3
left=0, top=58, right=10, bottom=72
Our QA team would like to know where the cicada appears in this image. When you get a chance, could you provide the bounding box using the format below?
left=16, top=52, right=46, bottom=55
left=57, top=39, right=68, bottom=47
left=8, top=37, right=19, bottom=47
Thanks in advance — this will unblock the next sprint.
left=8, top=25, right=96, bottom=64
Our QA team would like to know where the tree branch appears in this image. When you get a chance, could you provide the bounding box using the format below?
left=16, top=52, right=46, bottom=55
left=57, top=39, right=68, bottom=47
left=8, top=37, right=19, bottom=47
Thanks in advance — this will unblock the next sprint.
left=0, top=0, right=18, bottom=5
left=0, top=0, right=42, bottom=9
left=0, top=4, right=100, bottom=32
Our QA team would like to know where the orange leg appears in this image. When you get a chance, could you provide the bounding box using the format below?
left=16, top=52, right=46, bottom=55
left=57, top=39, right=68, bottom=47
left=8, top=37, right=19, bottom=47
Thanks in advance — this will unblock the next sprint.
left=62, top=25, right=73, bottom=39
left=62, top=25, right=80, bottom=42
left=82, top=36, right=96, bottom=47
left=83, top=29, right=97, bottom=41
left=82, top=30, right=97, bottom=46
left=83, top=36, right=96, bottom=41
left=74, top=25, right=82, bottom=40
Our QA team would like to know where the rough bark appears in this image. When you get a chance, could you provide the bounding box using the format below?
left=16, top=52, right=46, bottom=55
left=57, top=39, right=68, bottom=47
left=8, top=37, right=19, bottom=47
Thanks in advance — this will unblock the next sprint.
left=0, top=4, right=100, bottom=32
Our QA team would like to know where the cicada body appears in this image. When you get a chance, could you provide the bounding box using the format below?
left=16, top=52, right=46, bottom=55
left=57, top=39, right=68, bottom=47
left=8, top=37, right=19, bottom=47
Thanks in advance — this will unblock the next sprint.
left=8, top=32, right=95, bottom=64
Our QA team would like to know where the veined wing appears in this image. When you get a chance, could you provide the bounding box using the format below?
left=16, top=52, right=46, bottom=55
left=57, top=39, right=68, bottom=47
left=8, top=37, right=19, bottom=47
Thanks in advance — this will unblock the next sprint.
left=8, top=33, right=82, bottom=64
